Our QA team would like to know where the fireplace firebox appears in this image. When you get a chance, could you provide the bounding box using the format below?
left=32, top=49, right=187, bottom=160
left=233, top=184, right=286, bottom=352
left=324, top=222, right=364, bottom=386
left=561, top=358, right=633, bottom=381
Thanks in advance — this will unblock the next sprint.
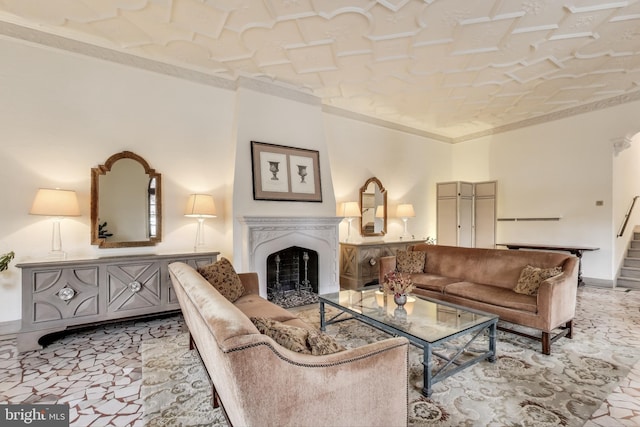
left=266, top=246, right=318, bottom=307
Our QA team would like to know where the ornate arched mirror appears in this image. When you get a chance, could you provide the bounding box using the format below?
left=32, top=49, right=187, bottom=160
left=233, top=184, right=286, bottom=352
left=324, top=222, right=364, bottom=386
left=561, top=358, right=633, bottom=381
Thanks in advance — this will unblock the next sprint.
left=360, top=177, right=387, bottom=237
left=91, top=151, right=162, bottom=248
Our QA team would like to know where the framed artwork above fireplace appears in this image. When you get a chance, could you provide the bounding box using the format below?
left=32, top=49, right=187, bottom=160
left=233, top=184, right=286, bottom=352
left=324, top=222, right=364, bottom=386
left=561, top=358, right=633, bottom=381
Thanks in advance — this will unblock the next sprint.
left=251, top=141, right=322, bottom=202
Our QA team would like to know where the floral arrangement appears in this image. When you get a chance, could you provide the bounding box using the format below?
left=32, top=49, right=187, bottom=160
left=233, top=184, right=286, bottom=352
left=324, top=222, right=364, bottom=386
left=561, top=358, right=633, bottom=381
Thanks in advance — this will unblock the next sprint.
left=382, top=270, right=414, bottom=296
left=0, top=251, right=15, bottom=272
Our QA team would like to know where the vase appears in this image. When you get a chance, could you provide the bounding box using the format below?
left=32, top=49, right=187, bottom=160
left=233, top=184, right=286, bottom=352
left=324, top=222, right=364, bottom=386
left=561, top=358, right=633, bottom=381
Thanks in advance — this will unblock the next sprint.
left=394, top=293, right=407, bottom=307
left=394, top=306, right=407, bottom=322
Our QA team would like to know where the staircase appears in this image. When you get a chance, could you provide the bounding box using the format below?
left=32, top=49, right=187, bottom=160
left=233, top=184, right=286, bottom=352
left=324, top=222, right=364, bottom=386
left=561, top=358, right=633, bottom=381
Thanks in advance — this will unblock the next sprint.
left=617, top=228, right=640, bottom=289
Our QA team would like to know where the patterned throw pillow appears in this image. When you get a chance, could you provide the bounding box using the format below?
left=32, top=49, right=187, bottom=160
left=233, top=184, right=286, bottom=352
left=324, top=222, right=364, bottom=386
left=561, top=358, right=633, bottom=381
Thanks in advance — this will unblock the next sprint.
left=396, top=250, right=426, bottom=274
left=307, top=329, right=346, bottom=355
left=197, top=257, right=245, bottom=303
left=514, top=265, right=563, bottom=295
left=250, top=317, right=345, bottom=355
left=251, top=317, right=311, bottom=354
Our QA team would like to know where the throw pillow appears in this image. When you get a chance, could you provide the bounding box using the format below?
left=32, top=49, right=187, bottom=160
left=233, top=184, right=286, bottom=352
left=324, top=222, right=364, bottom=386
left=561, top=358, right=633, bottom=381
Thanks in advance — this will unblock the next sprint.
left=197, top=257, right=245, bottom=303
left=396, top=250, right=426, bottom=274
left=251, top=317, right=311, bottom=354
left=250, top=317, right=345, bottom=355
left=514, top=265, right=563, bottom=295
left=307, top=329, right=346, bottom=355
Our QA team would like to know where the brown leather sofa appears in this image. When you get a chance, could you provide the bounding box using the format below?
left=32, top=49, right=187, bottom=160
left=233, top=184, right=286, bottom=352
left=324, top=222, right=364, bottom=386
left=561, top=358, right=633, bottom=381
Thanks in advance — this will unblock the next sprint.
left=379, top=244, right=579, bottom=355
left=169, top=261, right=409, bottom=427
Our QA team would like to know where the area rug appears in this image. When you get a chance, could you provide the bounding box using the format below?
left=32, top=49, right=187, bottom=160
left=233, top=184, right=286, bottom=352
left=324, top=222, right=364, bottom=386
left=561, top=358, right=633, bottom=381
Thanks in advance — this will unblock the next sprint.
left=141, top=287, right=640, bottom=426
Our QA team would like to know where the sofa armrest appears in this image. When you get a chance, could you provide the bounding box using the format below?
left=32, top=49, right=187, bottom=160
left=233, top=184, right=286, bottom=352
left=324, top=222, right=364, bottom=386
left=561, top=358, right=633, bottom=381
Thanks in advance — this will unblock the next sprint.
left=379, top=256, right=397, bottom=285
left=219, top=334, right=410, bottom=427
left=536, top=256, right=579, bottom=330
left=238, top=272, right=259, bottom=296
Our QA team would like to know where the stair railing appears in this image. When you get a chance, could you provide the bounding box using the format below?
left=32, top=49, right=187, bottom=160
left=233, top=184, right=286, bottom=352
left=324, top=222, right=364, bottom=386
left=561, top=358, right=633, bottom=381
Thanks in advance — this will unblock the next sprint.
left=617, top=196, right=639, bottom=237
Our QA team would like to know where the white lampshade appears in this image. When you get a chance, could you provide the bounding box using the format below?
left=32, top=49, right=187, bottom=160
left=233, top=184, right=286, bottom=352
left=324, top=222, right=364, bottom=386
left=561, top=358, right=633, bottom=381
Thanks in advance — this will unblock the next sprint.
left=343, top=201, right=361, bottom=218
left=30, top=188, right=80, bottom=259
left=396, top=203, right=415, bottom=218
left=375, top=205, right=385, bottom=218
left=184, top=194, right=217, bottom=218
left=30, top=188, right=80, bottom=217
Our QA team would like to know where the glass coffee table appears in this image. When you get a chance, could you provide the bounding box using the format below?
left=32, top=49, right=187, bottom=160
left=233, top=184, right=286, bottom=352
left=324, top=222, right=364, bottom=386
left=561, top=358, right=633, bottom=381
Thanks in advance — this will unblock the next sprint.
left=319, top=287, right=498, bottom=397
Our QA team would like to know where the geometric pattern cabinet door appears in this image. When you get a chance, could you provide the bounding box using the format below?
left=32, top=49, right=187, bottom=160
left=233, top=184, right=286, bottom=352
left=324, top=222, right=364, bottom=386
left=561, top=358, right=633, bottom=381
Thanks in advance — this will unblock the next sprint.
left=106, top=261, right=162, bottom=314
left=16, top=251, right=219, bottom=352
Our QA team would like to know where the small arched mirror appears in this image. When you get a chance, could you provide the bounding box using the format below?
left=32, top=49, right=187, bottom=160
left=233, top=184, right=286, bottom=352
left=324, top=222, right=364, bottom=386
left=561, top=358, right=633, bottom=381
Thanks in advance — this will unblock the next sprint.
left=360, top=177, right=387, bottom=237
left=91, top=151, right=162, bottom=248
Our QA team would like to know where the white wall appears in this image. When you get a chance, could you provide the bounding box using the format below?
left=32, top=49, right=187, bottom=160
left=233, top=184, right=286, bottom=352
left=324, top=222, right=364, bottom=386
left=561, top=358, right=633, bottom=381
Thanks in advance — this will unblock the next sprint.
left=323, top=114, right=453, bottom=242
left=452, top=100, right=640, bottom=282
left=0, top=37, right=237, bottom=323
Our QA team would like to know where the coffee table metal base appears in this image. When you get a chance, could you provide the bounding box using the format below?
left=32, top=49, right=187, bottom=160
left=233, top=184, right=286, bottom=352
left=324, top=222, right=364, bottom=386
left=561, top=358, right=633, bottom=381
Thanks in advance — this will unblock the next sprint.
left=320, top=300, right=497, bottom=397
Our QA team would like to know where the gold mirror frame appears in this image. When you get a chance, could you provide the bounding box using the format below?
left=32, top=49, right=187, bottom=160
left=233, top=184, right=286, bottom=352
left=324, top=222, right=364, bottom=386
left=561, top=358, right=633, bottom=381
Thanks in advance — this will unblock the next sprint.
left=359, top=177, right=387, bottom=237
left=91, top=151, right=162, bottom=248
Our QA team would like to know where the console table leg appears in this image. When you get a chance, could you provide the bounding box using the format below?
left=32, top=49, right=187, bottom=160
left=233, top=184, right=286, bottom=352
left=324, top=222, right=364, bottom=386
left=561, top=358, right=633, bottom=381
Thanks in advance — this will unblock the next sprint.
left=319, top=301, right=326, bottom=331
left=488, top=321, right=497, bottom=362
left=573, top=250, right=585, bottom=287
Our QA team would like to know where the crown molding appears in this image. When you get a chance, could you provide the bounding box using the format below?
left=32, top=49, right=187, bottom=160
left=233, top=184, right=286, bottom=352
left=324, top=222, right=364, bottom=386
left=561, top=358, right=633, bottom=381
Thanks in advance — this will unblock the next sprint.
left=321, top=105, right=454, bottom=143
left=237, top=76, right=320, bottom=106
left=454, top=91, right=640, bottom=143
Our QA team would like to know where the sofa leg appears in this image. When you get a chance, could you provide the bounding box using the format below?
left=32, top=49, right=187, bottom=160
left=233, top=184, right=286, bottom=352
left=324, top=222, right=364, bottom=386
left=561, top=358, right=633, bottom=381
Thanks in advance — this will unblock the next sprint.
left=566, top=320, right=573, bottom=339
left=212, top=384, right=220, bottom=409
left=542, top=332, right=551, bottom=355
left=189, top=333, right=195, bottom=351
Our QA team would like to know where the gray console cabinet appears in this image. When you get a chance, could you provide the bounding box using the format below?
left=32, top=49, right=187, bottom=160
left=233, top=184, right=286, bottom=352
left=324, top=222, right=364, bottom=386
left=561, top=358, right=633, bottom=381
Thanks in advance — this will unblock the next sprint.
left=16, top=251, right=218, bottom=352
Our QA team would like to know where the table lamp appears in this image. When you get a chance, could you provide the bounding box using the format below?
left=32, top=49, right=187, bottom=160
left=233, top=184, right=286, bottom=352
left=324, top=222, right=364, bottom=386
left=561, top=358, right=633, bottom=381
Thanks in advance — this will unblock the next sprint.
left=397, top=203, right=415, bottom=238
left=30, top=188, right=81, bottom=259
left=343, top=201, right=361, bottom=242
left=185, top=194, right=217, bottom=252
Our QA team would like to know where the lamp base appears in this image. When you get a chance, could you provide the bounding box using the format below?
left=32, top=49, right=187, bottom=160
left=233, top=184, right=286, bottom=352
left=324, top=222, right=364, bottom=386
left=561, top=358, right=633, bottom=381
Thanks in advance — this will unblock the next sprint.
left=48, top=250, right=67, bottom=260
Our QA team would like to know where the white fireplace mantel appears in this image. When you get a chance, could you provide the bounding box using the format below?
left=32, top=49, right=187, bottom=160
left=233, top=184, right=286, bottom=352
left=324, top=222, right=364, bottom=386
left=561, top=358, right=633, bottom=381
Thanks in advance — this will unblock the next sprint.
left=237, top=216, right=342, bottom=297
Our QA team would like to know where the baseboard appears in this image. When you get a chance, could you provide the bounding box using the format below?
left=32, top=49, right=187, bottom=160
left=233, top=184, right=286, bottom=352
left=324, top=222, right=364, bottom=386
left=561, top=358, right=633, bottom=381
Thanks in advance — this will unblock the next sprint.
left=582, top=277, right=614, bottom=288
left=0, top=319, right=21, bottom=339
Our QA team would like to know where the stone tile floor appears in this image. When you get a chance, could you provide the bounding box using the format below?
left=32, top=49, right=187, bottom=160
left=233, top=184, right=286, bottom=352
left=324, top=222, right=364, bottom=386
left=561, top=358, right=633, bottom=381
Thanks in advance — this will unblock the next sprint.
left=0, top=315, right=185, bottom=427
left=1, top=290, right=639, bottom=426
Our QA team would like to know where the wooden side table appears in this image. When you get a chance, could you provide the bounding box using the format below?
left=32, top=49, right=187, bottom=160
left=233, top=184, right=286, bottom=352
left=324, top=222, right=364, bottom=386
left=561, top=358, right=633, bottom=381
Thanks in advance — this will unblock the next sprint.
left=339, top=240, right=425, bottom=289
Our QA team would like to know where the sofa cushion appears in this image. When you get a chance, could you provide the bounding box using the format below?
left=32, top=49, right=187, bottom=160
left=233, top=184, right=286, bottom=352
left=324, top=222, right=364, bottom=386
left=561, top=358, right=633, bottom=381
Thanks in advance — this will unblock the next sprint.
left=410, top=274, right=459, bottom=293
left=197, top=257, right=245, bottom=302
left=234, top=294, right=301, bottom=323
left=444, top=281, right=538, bottom=313
left=396, top=250, right=426, bottom=274
left=514, top=265, right=563, bottom=295
left=250, top=317, right=345, bottom=355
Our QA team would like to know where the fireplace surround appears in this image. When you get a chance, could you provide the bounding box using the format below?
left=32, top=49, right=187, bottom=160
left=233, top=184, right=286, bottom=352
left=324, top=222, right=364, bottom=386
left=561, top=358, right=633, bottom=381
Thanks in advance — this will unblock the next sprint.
left=237, top=216, right=342, bottom=298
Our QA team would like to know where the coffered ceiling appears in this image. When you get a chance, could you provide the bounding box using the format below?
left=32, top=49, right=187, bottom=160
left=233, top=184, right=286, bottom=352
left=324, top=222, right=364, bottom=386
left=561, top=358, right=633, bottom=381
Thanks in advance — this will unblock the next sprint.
left=1, top=0, right=640, bottom=142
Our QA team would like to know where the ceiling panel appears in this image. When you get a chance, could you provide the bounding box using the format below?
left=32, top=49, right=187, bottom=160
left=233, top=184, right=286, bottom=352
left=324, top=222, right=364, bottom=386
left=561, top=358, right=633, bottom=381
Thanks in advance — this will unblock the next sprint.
left=0, top=0, right=639, bottom=142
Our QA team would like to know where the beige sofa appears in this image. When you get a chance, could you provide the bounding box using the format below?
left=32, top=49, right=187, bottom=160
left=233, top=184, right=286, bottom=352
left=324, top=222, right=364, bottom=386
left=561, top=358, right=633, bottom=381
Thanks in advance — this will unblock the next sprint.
left=379, top=244, right=579, bottom=355
left=168, top=261, right=410, bottom=427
